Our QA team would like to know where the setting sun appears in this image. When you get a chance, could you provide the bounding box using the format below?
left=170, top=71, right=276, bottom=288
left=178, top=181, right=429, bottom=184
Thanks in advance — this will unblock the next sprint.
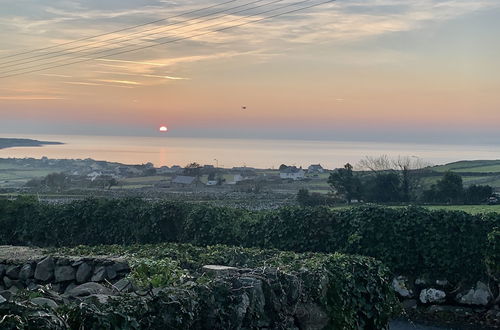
left=159, top=126, right=168, bottom=132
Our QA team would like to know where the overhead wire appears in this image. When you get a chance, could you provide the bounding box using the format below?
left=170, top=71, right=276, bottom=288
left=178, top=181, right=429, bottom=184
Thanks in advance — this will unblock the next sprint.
left=0, top=0, right=239, bottom=61
left=0, top=0, right=274, bottom=69
left=0, top=0, right=334, bottom=79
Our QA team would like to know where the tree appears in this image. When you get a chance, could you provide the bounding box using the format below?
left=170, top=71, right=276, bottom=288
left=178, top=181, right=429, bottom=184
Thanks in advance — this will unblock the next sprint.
left=364, top=172, right=402, bottom=203
left=436, top=171, right=463, bottom=203
left=279, top=164, right=288, bottom=171
left=328, top=163, right=361, bottom=204
left=422, top=171, right=464, bottom=204
left=464, top=184, right=493, bottom=204
left=43, top=172, right=68, bottom=192
left=184, top=163, right=202, bottom=177
left=358, top=155, right=430, bottom=202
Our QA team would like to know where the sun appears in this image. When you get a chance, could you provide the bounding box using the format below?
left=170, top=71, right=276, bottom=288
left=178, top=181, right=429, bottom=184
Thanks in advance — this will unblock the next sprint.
left=159, top=126, right=168, bottom=132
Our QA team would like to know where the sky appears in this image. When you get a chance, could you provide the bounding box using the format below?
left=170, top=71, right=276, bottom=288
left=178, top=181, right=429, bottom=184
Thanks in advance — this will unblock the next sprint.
left=0, top=0, right=499, bottom=144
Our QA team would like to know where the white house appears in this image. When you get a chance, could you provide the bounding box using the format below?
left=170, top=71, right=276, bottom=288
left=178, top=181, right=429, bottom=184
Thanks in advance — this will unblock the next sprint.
left=308, top=164, right=325, bottom=173
left=280, top=166, right=305, bottom=180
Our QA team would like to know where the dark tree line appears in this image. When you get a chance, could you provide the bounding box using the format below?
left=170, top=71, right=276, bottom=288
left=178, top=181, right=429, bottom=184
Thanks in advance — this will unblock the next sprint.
left=326, top=157, right=494, bottom=205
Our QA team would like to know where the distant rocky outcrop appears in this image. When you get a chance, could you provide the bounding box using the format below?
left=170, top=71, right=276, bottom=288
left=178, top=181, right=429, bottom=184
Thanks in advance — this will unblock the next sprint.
left=0, top=138, right=63, bottom=149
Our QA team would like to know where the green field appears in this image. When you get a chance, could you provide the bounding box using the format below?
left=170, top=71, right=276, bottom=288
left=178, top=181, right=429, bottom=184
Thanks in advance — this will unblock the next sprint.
left=331, top=204, right=500, bottom=215
left=433, top=160, right=500, bottom=173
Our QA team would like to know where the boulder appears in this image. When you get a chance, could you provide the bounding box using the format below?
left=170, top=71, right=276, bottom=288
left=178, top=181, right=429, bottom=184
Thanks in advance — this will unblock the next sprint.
left=106, top=266, right=117, bottom=280
left=35, top=257, right=55, bottom=282
left=67, top=282, right=112, bottom=297
left=295, top=303, right=329, bottom=330
left=435, top=279, right=449, bottom=287
left=419, top=288, right=446, bottom=304
left=85, top=294, right=113, bottom=304
left=0, top=264, right=6, bottom=278
left=113, top=278, right=134, bottom=293
left=19, top=263, right=35, bottom=280
left=31, top=297, right=58, bottom=309
left=91, top=266, right=107, bottom=282
left=76, top=262, right=92, bottom=283
left=54, top=266, right=76, bottom=282
left=3, top=277, right=23, bottom=290
left=5, top=265, right=21, bottom=279
left=112, top=262, right=130, bottom=273
left=0, top=290, right=12, bottom=301
left=456, top=281, right=492, bottom=306
left=0, top=295, right=6, bottom=304
left=392, top=276, right=413, bottom=298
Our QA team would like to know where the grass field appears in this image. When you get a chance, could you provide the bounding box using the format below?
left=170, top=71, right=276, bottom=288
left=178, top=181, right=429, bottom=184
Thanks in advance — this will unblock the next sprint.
left=433, top=160, right=500, bottom=173
left=331, top=204, right=500, bottom=215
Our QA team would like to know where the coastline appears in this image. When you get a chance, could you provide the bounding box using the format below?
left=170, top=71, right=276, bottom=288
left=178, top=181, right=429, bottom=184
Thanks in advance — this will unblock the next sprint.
left=0, top=138, right=63, bottom=150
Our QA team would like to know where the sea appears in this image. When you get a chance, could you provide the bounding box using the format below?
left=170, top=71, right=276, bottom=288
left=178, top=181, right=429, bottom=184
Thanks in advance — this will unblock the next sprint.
left=1, top=134, right=499, bottom=169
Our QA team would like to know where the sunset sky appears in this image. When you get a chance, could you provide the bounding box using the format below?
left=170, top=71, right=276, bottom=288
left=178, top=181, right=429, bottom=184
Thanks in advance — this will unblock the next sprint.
left=0, top=0, right=499, bottom=143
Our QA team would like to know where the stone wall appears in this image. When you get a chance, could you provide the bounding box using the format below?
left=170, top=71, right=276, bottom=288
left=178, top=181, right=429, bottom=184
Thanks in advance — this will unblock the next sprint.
left=392, top=275, right=500, bottom=324
left=0, top=255, right=130, bottom=295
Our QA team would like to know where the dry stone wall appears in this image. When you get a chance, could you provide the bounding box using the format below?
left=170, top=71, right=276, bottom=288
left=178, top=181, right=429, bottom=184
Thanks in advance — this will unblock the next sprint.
left=0, top=255, right=130, bottom=295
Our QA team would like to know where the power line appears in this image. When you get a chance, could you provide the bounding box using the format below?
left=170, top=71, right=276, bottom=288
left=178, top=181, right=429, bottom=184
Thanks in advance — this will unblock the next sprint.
left=0, top=0, right=277, bottom=70
left=0, top=0, right=334, bottom=79
left=0, top=0, right=239, bottom=61
left=0, top=0, right=292, bottom=75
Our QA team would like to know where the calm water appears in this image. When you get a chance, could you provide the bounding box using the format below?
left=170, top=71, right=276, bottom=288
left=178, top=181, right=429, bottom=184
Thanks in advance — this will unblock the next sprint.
left=1, top=134, right=500, bottom=168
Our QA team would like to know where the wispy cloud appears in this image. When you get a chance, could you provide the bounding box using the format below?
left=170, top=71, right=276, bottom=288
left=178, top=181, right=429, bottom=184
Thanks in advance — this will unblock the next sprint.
left=95, top=79, right=142, bottom=86
left=0, top=95, right=65, bottom=100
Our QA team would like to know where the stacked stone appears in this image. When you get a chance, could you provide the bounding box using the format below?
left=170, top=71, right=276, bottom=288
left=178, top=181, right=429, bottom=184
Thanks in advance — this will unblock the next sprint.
left=392, top=275, right=500, bottom=322
left=0, top=256, right=130, bottom=295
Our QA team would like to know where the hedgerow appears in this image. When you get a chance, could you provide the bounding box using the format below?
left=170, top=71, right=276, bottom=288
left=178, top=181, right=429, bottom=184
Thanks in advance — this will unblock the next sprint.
left=0, top=196, right=498, bottom=282
left=53, top=242, right=398, bottom=329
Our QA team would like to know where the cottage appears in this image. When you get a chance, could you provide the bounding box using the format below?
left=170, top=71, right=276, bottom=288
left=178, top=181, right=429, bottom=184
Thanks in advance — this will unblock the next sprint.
left=171, top=175, right=196, bottom=185
left=280, top=166, right=305, bottom=180
left=308, top=164, right=325, bottom=173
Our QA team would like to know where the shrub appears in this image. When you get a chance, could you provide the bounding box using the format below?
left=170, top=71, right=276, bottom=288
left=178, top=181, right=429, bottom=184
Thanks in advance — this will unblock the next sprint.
left=2, top=197, right=498, bottom=282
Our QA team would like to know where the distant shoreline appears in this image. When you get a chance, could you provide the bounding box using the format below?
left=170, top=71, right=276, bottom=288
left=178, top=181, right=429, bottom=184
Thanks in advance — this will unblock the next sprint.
left=0, top=138, right=63, bottom=150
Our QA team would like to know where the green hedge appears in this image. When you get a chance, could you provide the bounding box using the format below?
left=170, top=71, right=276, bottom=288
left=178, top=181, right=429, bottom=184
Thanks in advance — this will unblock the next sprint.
left=0, top=197, right=498, bottom=282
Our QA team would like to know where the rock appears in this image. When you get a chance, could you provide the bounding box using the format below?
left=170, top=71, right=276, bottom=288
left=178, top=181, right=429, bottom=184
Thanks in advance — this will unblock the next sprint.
left=112, top=262, right=130, bottom=273
left=0, top=264, right=6, bottom=277
left=31, top=297, right=58, bottom=309
left=3, top=277, right=23, bottom=290
left=202, top=265, right=239, bottom=276
left=5, top=265, right=21, bottom=279
left=19, top=263, right=35, bottom=280
left=106, top=266, right=117, bottom=280
left=56, top=258, right=70, bottom=266
left=67, top=282, right=112, bottom=297
left=392, top=276, right=413, bottom=298
left=295, top=303, right=329, bottom=330
left=456, top=281, right=492, bottom=306
left=419, top=288, right=446, bottom=304
left=27, top=282, right=42, bottom=291
left=0, top=290, right=12, bottom=301
left=402, top=299, right=418, bottom=310
left=35, top=257, right=55, bottom=282
left=76, top=262, right=92, bottom=283
left=113, top=278, right=134, bottom=292
left=8, top=286, right=19, bottom=295
left=435, top=279, right=449, bottom=287
left=54, top=266, right=75, bottom=282
left=0, top=295, right=6, bottom=304
left=71, top=259, right=85, bottom=267
left=64, top=283, right=77, bottom=294
left=85, top=294, right=113, bottom=304
left=91, top=266, right=107, bottom=282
